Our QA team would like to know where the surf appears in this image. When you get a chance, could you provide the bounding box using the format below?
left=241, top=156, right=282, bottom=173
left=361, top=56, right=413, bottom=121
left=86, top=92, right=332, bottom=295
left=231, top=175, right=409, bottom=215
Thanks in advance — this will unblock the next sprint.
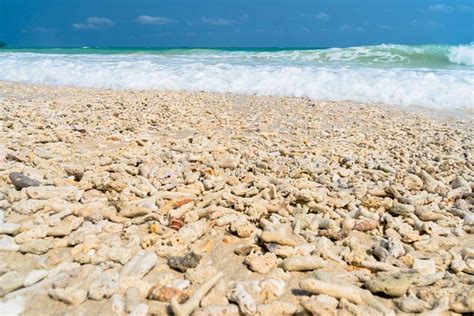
left=0, top=44, right=472, bottom=109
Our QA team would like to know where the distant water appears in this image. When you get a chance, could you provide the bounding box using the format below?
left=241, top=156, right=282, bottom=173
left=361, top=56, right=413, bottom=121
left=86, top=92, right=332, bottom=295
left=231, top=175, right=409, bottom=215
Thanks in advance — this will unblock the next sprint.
left=0, top=44, right=473, bottom=109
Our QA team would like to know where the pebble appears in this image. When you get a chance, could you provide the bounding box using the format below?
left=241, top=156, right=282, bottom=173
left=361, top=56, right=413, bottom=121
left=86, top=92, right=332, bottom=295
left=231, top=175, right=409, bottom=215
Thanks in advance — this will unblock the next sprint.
left=412, top=257, right=436, bottom=275
left=244, top=252, right=278, bottom=274
left=0, top=223, right=20, bottom=235
left=8, top=172, right=41, bottom=190
left=19, top=239, right=51, bottom=255
left=0, top=235, right=20, bottom=252
left=120, top=251, right=157, bottom=279
left=280, top=256, right=325, bottom=271
left=168, top=252, right=201, bottom=272
left=88, top=270, right=119, bottom=300
left=365, top=273, right=414, bottom=297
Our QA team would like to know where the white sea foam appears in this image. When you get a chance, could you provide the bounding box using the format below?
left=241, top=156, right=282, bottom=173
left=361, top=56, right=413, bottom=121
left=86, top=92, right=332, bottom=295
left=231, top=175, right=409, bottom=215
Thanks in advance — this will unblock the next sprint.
left=449, top=44, right=474, bottom=66
left=0, top=50, right=472, bottom=110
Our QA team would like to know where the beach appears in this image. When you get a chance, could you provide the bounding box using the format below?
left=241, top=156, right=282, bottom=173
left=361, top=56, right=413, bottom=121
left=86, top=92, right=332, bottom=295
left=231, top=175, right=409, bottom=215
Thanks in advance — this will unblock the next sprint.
left=0, top=81, right=473, bottom=315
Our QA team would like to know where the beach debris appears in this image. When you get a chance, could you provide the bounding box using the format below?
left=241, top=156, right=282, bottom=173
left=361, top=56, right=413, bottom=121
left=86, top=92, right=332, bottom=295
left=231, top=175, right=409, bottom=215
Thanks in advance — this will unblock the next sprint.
left=171, top=271, right=223, bottom=316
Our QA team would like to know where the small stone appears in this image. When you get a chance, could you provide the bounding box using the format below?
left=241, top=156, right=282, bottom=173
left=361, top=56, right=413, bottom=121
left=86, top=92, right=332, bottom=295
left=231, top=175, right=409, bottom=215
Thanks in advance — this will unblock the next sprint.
left=49, top=287, right=88, bottom=305
left=19, top=239, right=51, bottom=255
left=125, top=287, right=142, bottom=313
left=244, top=253, right=278, bottom=274
left=0, top=235, right=20, bottom=252
left=25, top=186, right=82, bottom=202
left=365, top=273, right=413, bottom=297
left=390, top=201, right=415, bottom=216
left=88, top=270, right=119, bottom=300
left=451, top=176, right=472, bottom=192
left=130, top=303, right=149, bottom=316
left=403, top=174, right=424, bottom=191
left=395, top=294, right=426, bottom=313
left=111, top=294, right=125, bottom=314
left=121, top=251, right=158, bottom=279
left=0, top=223, right=21, bottom=235
left=227, top=176, right=240, bottom=186
left=234, top=223, right=256, bottom=238
left=14, top=227, right=48, bottom=244
left=168, top=252, right=201, bottom=272
left=218, top=158, right=238, bottom=169
left=0, top=271, right=23, bottom=297
left=412, top=257, right=436, bottom=275
left=281, top=256, right=325, bottom=272
left=9, top=172, right=41, bottom=190
left=353, top=218, right=378, bottom=232
left=451, top=288, right=474, bottom=313
left=11, top=199, right=48, bottom=215
left=22, top=270, right=48, bottom=287
left=260, top=278, right=286, bottom=299
left=0, top=263, right=8, bottom=276
left=64, top=165, right=84, bottom=181
left=341, top=218, right=355, bottom=231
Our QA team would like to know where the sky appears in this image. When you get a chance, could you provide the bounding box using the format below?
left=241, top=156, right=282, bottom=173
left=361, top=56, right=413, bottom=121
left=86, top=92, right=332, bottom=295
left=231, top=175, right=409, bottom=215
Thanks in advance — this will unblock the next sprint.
left=0, top=0, right=473, bottom=47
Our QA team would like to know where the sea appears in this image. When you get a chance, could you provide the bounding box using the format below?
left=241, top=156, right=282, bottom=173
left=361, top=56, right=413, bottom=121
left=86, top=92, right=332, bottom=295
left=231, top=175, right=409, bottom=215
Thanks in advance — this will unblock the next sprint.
left=0, top=44, right=473, bottom=110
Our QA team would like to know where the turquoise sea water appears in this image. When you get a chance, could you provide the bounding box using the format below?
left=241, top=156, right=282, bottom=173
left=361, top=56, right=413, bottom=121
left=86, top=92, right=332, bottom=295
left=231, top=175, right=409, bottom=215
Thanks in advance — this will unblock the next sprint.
left=2, top=45, right=473, bottom=68
left=0, top=44, right=473, bottom=109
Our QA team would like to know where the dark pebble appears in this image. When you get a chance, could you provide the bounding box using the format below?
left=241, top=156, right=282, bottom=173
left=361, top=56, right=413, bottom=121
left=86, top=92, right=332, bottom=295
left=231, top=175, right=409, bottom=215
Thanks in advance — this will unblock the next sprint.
left=9, top=172, right=41, bottom=190
left=167, top=251, right=201, bottom=272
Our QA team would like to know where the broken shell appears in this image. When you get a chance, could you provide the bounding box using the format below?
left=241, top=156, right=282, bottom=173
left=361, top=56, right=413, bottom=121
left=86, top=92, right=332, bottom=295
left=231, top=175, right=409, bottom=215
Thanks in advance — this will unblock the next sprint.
left=148, top=285, right=188, bottom=303
left=354, top=218, right=379, bottom=232
left=169, top=217, right=184, bottom=231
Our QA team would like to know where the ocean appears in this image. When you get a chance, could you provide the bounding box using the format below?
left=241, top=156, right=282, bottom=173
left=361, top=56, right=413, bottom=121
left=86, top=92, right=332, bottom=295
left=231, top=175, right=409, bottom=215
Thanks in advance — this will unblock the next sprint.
left=0, top=44, right=473, bottom=110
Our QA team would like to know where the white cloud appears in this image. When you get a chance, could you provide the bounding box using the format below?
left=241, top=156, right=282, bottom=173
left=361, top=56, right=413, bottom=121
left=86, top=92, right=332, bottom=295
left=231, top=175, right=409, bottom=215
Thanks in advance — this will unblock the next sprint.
left=200, top=17, right=236, bottom=25
left=137, top=15, right=176, bottom=25
left=428, top=4, right=473, bottom=12
left=73, top=17, right=114, bottom=30
left=188, top=15, right=247, bottom=26
left=302, top=12, right=330, bottom=20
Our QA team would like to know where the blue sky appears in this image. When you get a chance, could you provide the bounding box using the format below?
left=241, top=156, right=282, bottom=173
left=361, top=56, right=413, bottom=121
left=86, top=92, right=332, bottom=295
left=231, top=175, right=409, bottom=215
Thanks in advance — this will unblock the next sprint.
left=0, top=0, right=473, bottom=47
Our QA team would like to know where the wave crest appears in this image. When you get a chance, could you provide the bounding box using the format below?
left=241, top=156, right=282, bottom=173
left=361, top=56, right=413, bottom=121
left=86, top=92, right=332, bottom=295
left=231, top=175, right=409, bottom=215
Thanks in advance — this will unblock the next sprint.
left=449, top=44, right=474, bottom=66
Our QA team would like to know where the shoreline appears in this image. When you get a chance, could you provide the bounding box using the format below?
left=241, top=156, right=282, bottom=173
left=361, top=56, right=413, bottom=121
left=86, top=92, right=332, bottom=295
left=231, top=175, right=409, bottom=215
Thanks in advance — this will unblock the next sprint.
left=0, top=80, right=472, bottom=122
left=0, top=81, right=473, bottom=315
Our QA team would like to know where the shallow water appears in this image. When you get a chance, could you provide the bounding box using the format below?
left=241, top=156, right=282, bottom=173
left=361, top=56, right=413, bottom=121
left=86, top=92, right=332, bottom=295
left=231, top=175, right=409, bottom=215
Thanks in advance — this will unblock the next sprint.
left=0, top=44, right=473, bottom=110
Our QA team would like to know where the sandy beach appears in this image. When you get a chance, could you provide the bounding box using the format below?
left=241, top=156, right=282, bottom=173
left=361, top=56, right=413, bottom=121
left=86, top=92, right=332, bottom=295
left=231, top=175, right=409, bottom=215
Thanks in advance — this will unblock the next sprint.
left=0, top=81, right=473, bottom=315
